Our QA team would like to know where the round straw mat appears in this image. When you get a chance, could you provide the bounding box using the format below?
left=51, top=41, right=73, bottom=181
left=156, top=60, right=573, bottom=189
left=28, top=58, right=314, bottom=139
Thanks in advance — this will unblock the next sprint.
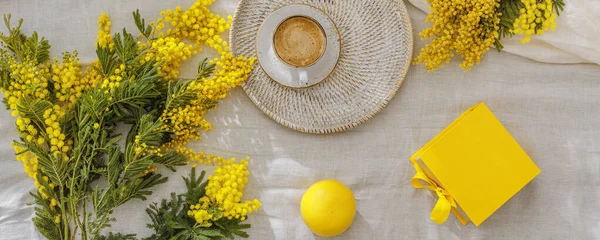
left=230, top=0, right=413, bottom=134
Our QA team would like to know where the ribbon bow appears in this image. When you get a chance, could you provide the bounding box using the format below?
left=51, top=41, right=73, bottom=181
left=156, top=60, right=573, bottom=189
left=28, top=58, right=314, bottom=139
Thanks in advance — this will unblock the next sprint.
left=410, top=162, right=469, bottom=225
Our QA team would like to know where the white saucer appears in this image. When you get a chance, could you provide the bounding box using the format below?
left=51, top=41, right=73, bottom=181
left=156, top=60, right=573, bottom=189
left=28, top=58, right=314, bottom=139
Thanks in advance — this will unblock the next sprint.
left=256, top=4, right=341, bottom=89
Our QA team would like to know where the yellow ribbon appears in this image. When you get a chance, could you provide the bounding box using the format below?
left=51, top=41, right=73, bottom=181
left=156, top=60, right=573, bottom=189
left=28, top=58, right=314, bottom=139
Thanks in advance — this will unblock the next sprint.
left=410, top=161, right=469, bottom=225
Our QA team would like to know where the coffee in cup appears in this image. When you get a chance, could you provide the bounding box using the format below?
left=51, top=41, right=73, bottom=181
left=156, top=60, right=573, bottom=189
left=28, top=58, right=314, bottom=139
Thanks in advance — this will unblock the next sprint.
left=273, top=16, right=326, bottom=67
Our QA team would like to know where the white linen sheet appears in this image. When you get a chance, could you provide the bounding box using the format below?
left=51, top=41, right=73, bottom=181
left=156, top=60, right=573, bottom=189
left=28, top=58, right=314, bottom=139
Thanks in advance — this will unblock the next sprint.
left=0, top=0, right=599, bottom=239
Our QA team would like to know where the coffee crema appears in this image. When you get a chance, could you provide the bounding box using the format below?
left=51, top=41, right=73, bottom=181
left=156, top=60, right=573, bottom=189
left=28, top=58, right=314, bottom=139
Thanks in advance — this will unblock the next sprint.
left=273, top=16, right=326, bottom=67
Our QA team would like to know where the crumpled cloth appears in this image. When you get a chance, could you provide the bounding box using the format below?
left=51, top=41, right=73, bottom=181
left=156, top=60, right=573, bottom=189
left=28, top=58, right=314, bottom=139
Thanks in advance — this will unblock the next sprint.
left=408, top=0, right=600, bottom=65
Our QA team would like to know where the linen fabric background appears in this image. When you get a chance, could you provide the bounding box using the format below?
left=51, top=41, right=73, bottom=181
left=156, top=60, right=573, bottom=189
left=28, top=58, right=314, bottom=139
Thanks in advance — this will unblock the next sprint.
left=1, top=0, right=599, bottom=239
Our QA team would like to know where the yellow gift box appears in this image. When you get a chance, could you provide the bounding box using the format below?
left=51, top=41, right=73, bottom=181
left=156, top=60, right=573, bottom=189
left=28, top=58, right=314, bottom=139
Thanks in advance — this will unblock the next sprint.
left=410, top=102, right=541, bottom=226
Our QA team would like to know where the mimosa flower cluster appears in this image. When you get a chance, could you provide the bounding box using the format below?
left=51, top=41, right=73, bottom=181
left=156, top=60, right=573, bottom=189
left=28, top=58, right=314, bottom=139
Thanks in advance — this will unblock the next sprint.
left=415, top=0, right=500, bottom=72
left=511, top=0, right=557, bottom=43
left=139, top=36, right=198, bottom=79
left=137, top=0, right=234, bottom=80
left=51, top=52, right=84, bottom=109
left=3, top=58, right=50, bottom=112
left=97, top=13, right=114, bottom=50
left=415, top=0, right=565, bottom=72
left=162, top=0, right=231, bottom=47
left=188, top=159, right=262, bottom=226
